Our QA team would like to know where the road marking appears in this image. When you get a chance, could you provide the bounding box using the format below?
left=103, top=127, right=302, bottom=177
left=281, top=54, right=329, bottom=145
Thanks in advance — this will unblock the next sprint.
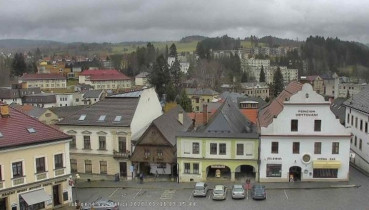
left=133, top=188, right=142, bottom=199
left=208, top=194, right=211, bottom=200
left=108, top=188, right=119, bottom=198
left=188, top=191, right=193, bottom=201
left=160, top=189, right=176, bottom=200
left=284, top=190, right=288, bottom=199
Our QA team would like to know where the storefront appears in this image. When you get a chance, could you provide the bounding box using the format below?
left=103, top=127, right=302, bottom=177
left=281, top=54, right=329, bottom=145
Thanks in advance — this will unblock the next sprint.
left=312, top=160, right=341, bottom=178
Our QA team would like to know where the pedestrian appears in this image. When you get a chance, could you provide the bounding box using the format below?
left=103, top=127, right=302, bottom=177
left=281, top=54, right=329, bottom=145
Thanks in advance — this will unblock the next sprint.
left=139, top=173, right=144, bottom=184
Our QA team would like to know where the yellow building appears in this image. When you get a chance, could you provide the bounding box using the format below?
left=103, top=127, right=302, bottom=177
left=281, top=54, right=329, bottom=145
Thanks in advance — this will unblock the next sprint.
left=185, top=88, right=219, bottom=112
left=19, top=73, right=67, bottom=90
left=38, top=62, right=71, bottom=77
left=0, top=104, right=72, bottom=210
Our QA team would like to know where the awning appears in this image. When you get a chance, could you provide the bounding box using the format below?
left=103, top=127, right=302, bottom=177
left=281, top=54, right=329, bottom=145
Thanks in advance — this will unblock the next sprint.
left=313, top=160, right=341, bottom=169
left=21, top=189, right=50, bottom=206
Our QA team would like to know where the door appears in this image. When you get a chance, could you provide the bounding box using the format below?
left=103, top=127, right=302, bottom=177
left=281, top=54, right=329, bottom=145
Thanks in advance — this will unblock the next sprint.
left=0, top=197, right=7, bottom=210
left=120, top=162, right=127, bottom=177
left=53, top=185, right=61, bottom=206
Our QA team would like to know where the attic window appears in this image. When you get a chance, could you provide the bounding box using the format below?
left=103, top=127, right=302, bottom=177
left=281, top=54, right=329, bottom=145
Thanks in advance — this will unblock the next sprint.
left=78, top=114, right=86, bottom=121
left=114, top=116, right=122, bottom=122
left=98, top=115, right=106, bottom=122
left=0, top=132, right=3, bottom=137
left=27, top=128, right=36, bottom=133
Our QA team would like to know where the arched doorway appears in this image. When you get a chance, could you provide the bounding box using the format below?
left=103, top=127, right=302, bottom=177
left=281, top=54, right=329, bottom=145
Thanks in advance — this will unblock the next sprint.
left=289, top=166, right=302, bottom=181
left=235, top=165, right=255, bottom=180
left=206, top=165, right=231, bottom=180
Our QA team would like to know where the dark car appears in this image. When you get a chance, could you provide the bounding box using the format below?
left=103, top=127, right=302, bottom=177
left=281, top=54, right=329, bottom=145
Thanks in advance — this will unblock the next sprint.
left=251, top=184, right=266, bottom=200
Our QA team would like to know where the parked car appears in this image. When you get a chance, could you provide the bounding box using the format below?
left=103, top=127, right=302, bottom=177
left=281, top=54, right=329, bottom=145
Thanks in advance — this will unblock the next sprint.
left=193, top=182, right=209, bottom=197
left=251, top=184, right=266, bottom=200
left=80, top=198, right=119, bottom=210
left=231, top=184, right=245, bottom=199
left=212, top=185, right=227, bottom=200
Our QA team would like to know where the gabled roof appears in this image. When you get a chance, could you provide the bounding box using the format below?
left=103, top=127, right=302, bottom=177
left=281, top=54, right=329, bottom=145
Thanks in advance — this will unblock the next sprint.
left=10, top=104, right=48, bottom=118
left=83, top=90, right=103, bottom=98
left=23, top=93, right=56, bottom=104
left=258, top=81, right=303, bottom=128
left=20, top=73, right=66, bottom=80
left=49, top=105, right=88, bottom=119
left=80, top=69, right=130, bottom=81
left=344, top=85, right=369, bottom=114
left=330, top=98, right=346, bottom=124
left=0, top=87, right=41, bottom=99
left=0, top=104, right=70, bottom=150
left=57, top=97, right=139, bottom=127
left=185, top=88, right=219, bottom=96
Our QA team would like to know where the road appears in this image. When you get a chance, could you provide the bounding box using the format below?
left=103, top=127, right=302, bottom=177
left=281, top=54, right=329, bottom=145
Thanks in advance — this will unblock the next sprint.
left=67, top=166, right=369, bottom=210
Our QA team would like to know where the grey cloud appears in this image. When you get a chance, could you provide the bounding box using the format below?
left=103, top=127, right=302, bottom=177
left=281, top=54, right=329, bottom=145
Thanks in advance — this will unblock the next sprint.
left=0, top=0, right=368, bottom=43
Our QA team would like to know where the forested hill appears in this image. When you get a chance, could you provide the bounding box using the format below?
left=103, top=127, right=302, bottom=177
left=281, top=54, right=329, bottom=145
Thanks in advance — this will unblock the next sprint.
left=247, top=35, right=301, bottom=47
left=0, top=39, right=63, bottom=49
left=301, top=36, right=369, bottom=76
left=196, top=35, right=241, bottom=59
left=180, top=35, right=207, bottom=43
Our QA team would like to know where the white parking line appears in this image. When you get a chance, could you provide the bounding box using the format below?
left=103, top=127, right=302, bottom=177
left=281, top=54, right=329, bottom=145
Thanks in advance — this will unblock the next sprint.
left=108, top=188, right=119, bottom=198
left=188, top=191, right=193, bottom=201
left=134, top=188, right=142, bottom=199
left=284, top=190, right=288, bottom=199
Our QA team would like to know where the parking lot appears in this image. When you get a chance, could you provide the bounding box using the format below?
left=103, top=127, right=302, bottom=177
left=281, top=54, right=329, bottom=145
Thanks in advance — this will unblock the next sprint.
left=66, top=166, right=369, bottom=210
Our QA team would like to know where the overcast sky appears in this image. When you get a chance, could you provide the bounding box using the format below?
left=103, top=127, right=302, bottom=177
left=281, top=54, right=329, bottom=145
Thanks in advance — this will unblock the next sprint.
left=1, top=0, right=368, bottom=43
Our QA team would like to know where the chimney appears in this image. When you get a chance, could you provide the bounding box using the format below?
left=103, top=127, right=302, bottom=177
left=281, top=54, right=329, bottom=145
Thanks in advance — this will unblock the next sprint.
left=178, top=111, right=184, bottom=125
left=203, top=104, right=208, bottom=124
left=0, top=104, right=10, bottom=118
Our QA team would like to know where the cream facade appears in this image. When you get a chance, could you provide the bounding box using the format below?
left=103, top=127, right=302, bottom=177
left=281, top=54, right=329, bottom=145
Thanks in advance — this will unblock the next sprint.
left=0, top=141, right=71, bottom=210
left=21, top=79, right=67, bottom=90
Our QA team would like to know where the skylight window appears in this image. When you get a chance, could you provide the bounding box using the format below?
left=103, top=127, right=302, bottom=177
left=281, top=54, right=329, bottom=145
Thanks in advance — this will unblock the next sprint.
left=98, top=115, right=106, bottom=122
left=0, top=132, right=3, bottom=138
left=27, top=128, right=36, bottom=133
left=78, top=114, right=86, bottom=121
left=114, top=116, right=122, bottom=122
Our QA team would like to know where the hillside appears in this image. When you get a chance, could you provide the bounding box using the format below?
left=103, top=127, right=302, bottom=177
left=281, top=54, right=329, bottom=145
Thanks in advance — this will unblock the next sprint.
left=0, top=39, right=63, bottom=49
left=180, top=35, right=207, bottom=43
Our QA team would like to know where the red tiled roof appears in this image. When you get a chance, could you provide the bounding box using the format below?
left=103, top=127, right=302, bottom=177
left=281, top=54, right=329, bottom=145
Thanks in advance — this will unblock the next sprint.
left=80, top=69, right=130, bottom=81
left=187, top=111, right=216, bottom=127
left=240, top=109, right=258, bottom=124
left=0, top=104, right=70, bottom=149
left=20, top=73, right=66, bottom=80
left=258, top=81, right=303, bottom=128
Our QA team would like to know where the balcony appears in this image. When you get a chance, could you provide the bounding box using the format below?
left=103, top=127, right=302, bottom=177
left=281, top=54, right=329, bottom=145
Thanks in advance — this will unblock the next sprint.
left=13, top=177, right=25, bottom=186
left=54, top=168, right=65, bottom=176
left=36, top=172, right=47, bottom=181
left=113, top=150, right=131, bottom=159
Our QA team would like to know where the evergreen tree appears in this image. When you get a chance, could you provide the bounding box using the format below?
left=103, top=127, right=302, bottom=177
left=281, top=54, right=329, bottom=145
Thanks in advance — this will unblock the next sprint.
left=148, top=55, right=171, bottom=100
left=241, top=72, right=248, bottom=83
left=146, top=42, right=156, bottom=66
left=11, top=53, right=27, bottom=77
left=176, top=89, right=192, bottom=112
left=165, top=45, right=169, bottom=59
left=170, top=59, right=182, bottom=91
left=259, top=65, right=266, bottom=82
left=272, top=67, right=284, bottom=97
left=169, top=43, right=178, bottom=58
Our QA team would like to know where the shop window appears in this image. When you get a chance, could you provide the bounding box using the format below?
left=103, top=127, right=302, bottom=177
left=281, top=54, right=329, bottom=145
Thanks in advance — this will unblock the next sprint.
left=291, top=120, right=298, bottom=132
left=271, top=142, right=279, bottom=154
left=266, top=164, right=281, bottom=177
left=313, top=169, right=338, bottom=178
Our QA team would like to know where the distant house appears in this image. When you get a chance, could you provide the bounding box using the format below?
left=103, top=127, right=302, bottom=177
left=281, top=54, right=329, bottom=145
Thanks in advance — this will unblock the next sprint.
left=185, top=88, right=219, bottom=112
left=300, top=75, right=324, bottom=94
left=135, top=72, right=150, bottom=86
left=23, top=93, right=57, bottom=108
left=82, top=89, right=106, bottom=105
left=79, top=69, right=132, bottom=90
left=0, top=86, right=41, bottom=105
left=130, top=106, right=192, bottom=177
left=10, top=103, right=59, bottom=124
left=19, top=73, right=67, bottom=89
left=241, top=82, right=270, bottom=100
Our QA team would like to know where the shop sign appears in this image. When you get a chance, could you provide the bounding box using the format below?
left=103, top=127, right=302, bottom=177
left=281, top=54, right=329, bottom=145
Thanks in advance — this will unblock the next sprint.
left=1, top=190, right=15, bottom=197
left=267, top=157, right=282, bottom=161
left=296, top=110, right=318, bottom=117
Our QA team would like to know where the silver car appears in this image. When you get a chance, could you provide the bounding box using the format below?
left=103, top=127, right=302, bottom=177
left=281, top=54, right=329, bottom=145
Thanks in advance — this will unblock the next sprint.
left=193, top=182, right=209, bottom=197
left=80, top=198, right=119, bottom=210
left=231, top=184, right=245, bottom=199
left=212, top=185, right=227, bottom=200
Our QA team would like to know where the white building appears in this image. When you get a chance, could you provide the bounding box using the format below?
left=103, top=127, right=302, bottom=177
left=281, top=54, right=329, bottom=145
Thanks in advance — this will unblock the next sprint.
left=258, top=82, right=351, bottom=182
left=56, top=94, right=74, bottom=107
left=251, top=66, right=298, bottom=84
left=344, top=86, right=369, bottom=172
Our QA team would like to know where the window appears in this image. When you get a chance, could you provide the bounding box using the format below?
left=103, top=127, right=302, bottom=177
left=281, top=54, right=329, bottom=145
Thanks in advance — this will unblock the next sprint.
left=347, top=114, right=350, bottom=124
left=0, top=165, right=2, bottom=180
left=271, top=142, right=279, bottom=154
left=210, top=143, right=217, bottom=155
left=314, top=120, right=321, bottom=132
left=83, top=136, right=91, bottom=149
left=313, top=169, right=338, bottom=178
left=99, top=136, right=106, bottom=150
left=292, top=142, right=300, bottom=154
left=118, top=137, right=126, bottom=152
left=291, top=120, right=298, bottom=132
left=355, top=136, right=357, bottom=146
left=351, top=116, right=353, bottom=126
left=27, top=128, right=36, bottom=133
left=114, top=116, right=122, bottom=122
left=79, top=114, right=86, bottom=121
left=157, top=149, right=163, bottom=158
left=332, top=142, right=339, bottom=154
left=70, top=135, right=76, bottom=149
left=98, top=115, right=106, bottom=122
left=360, top=120, right=363, bottom=131
left=366, top=122, right=368, bottom=133
left=237, top=144, right=244, bottom=155
left=219, top=143, right=226, bottom=155
left=193, top=163, right=199, bottom=174
left=359, top=139, right=362, bottom=151
left=355, top=117, right=358, bottom=128
left=70, top=159, right=77, bottom=173
left=85, top=160, right=92, bottom=174
left=54, top=154, right=63, bottom=169
left=100, top=161, right=107, bottom=174
left=36, top=157, right=46, bottom=173
left=192, top=142, right=199, bottom=154
left=12, top=161, right=23, bottom=178
left=314, top=142, right=321, bottom=154
left=184, top=163, right=190, bottom=174
left=266, top=164, right=281, bottom=177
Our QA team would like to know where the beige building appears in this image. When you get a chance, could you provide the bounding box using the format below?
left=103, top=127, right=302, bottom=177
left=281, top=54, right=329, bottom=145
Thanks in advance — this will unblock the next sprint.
left=241, top=82, right=270, bottom=100
left=57, top=88, right=162, bottom=181
left=134, top=72, right=150, bottom=87
left=19, top=73, right=67, bottom=90
left=79, top=69, right=132, bottom=90
left=185, top=88, right=219, bottom=112
left=0, top=104, right=72, bottom=210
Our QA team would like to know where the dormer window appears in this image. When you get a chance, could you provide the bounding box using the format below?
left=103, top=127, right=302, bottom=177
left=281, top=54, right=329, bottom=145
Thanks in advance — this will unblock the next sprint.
left=78, top=114, right=86, bottom=121
left=114, top=116, right=122, bottom=122
left=98, top=115, right=106, bottom=122
left=0, top=132, right=3, bottom=137
left=27, top=128, right=36, bottom=133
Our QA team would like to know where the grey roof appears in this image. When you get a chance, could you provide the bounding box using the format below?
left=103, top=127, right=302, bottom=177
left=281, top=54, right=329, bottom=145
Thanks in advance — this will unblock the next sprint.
left=220, top=91, right=244, bottom=104
left=146, top=106, right=192, bottom=146
left=56, top=97, right=139, bottom=127
left=0, top=87, right=41, bottom=99
left=179, top=98, right=258, bottom=139
left=330, top=98, right=346, bottom=124
left=9, top=103, right=47, bottom=118
left=241, top=82, right=268, bottom=89
left=83, top=90, right=103, bottom=98
left=185, top=88, right=219, bottom=96
left=109, top=90, right=144, bottom=98
left=135, top=72, right=149, bottom=78
left=23, top=94, right=56, bottom=104
left=344, top=85, right=369, bottom=114
left=49, top=105, right=88, bottom=119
